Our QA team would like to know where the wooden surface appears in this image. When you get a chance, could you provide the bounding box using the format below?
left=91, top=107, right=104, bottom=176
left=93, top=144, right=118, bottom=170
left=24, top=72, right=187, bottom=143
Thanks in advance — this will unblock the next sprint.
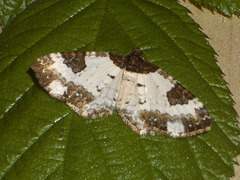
left=179, top=1, right=240, bottom=179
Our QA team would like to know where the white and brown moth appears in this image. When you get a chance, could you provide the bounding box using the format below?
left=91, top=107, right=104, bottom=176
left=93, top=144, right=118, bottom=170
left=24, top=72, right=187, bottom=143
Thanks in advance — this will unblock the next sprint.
left=31, top=48, right=211, bottom=138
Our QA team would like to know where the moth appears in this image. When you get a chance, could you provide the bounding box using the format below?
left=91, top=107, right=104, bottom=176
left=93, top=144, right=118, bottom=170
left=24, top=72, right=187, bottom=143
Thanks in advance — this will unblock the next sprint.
left=31, top=48, right=211, bottom=137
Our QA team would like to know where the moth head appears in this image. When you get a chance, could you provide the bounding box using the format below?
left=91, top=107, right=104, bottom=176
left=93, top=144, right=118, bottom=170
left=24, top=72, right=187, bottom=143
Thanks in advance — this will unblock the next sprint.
left=129, top=48, right=142, bottom=57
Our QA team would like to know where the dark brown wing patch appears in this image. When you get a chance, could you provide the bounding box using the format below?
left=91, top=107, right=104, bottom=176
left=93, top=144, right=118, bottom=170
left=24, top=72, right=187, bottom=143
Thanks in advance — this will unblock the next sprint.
left=109, top=48, right=158, bottom=74
left=61, top=52, right=86, bottom=73
left=167, top=82, right=195, bottom=106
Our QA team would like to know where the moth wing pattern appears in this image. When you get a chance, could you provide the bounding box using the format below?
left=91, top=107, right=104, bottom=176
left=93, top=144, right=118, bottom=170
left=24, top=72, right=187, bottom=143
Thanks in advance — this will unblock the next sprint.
left=31, top=52, right=123, bottom=119
left=116, top=69, right=211, bottom=137
left=31, top=49, right=211, bottom=138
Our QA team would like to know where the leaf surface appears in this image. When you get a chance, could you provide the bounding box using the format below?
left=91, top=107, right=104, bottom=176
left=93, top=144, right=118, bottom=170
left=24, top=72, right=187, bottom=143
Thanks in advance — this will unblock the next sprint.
left=0, top=0, right=36, bottom=28
left=189, top=0, right=240, bottom=17
left=0, top=0, right=239, bottom=179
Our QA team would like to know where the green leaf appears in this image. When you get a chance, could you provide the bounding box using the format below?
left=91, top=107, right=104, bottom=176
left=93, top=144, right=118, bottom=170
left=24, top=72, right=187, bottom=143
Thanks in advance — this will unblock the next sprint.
left=0, top=0, right=36, bottom=29
left=0, top=0, right=239, bottom=179
left=189, top=0, right=240, bottom=17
